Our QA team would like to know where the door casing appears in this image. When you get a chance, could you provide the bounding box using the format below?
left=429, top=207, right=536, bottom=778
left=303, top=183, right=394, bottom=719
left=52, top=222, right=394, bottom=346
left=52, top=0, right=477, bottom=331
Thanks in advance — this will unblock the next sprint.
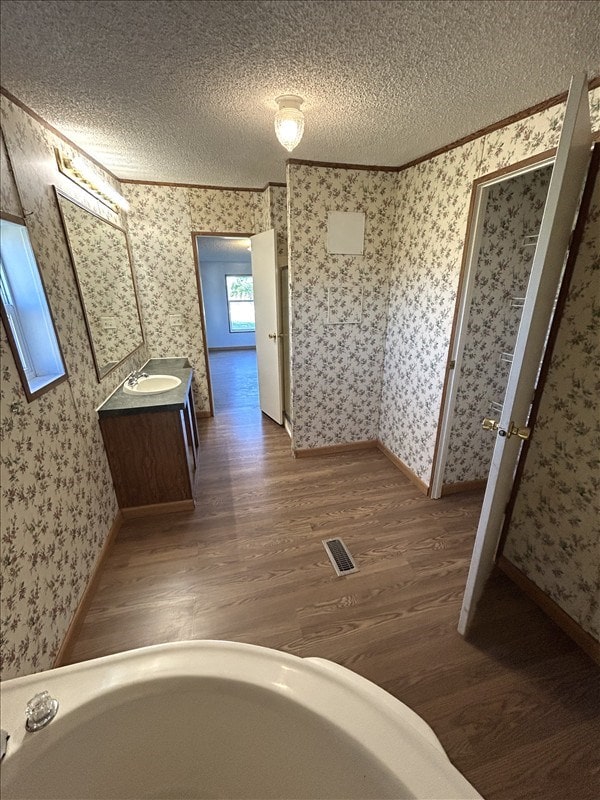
left=428, top=149, right=556, bottom=500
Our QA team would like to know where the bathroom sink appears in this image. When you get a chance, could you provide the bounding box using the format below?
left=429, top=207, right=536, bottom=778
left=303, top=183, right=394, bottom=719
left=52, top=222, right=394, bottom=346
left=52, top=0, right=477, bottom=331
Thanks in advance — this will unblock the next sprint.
left=123, top=374, right=181, bottom=395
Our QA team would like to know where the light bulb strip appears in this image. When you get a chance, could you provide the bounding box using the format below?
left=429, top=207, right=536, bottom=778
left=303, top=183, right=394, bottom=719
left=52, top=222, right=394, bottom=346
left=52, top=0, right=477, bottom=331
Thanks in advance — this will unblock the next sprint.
left=55, top=149, right=129, bottom=213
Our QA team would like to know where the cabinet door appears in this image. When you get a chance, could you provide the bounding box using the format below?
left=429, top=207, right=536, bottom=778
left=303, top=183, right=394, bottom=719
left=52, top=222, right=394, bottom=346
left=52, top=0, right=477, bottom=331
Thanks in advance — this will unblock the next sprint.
left=183, top=386, right=199, bottom=471
left=100, top=411, right=194, bottom=508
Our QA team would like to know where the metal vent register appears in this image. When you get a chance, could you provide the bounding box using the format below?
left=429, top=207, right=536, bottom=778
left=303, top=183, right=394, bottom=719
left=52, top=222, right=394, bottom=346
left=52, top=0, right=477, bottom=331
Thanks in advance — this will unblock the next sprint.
left=322, top=538, right=358, bottom=576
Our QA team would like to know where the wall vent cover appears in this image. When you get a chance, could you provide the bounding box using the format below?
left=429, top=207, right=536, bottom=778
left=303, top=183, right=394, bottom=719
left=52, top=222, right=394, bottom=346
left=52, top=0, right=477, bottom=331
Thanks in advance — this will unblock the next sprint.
left=322, top=538, right=358, bottom=576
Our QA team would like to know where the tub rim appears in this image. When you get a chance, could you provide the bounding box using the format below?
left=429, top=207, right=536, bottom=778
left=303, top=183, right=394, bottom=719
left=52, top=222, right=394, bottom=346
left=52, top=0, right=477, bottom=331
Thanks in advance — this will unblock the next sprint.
left=1, top=639, right=481, bottom=800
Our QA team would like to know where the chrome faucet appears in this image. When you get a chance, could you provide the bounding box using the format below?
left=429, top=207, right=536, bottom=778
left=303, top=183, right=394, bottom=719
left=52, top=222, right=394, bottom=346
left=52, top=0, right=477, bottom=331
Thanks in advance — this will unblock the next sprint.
left=125, top=369, right=149, bottom=387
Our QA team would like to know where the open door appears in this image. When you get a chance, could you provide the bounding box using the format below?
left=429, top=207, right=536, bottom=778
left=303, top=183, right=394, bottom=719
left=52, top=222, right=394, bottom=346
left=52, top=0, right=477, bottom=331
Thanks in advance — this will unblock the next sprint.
left=458, top=73, right=592, bottom=635
left=251, top=228, right=284, bottom=425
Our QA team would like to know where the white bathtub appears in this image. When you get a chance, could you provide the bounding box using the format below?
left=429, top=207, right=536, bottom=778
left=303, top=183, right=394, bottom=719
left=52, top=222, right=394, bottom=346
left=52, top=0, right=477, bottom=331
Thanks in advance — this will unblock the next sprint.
left=1, top=641, right=481, bottom=799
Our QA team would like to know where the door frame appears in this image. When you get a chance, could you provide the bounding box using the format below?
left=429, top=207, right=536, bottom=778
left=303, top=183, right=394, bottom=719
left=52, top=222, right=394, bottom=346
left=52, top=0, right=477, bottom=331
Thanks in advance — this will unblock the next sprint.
left=428, top=148, right=556, bottom=499
left=497, top=143, right=600, bottom=556
left=191, top=230, right=254, bottom=417
left=456, top=71, right=592, bottom=635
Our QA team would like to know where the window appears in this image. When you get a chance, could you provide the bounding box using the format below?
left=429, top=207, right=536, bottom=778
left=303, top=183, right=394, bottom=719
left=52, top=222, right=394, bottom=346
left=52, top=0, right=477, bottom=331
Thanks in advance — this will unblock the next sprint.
left=0, top=217, right=67, bottom=400
left=226, top=274, right=255, bottom=333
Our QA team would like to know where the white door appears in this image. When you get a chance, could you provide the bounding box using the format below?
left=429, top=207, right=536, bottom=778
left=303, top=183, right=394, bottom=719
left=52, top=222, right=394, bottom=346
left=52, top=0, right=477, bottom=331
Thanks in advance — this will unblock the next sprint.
left=458, top=73, right=592, bottom=635
left=251, top=228, right=284, bottom=425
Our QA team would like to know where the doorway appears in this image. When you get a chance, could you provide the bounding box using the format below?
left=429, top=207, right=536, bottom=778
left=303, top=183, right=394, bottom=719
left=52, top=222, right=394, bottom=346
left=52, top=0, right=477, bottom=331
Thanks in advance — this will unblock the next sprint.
left=430, top=154, right=555, bottom=499
left=194, top=234, right=259, bottom=414
left=451, top=73, right=592, bottom=635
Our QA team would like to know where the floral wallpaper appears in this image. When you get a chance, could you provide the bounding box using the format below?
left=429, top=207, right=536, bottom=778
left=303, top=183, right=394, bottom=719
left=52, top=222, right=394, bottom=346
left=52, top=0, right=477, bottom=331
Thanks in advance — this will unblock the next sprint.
left=378, top=141, right=482, bottom=479
left=268, top=184, right=288, bottom=262
left=56, top=194, right=144, bottom=375
left=257, top=185, right=272, bottom=232
left=1, top=132, right=22, bottom=216
left=0, top=96, right=149, bottom=680
left=444, top=165, right=552, bottom=484
left=502, top=165, right=600, bottom=640
left=378, top=86, right=600, bottom=485
left=188, top=186, right=263, bottom=234
left=124, top=183, right=272, bottom=412
left=122, top=184, right=208, bottom=411
left=287, top=164, right=396, bottom=449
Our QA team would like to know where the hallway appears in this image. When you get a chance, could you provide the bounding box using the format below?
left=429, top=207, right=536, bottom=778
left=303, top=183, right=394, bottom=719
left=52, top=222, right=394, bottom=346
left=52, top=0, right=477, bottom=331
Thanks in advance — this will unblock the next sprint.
left=64, top=360, right=600, bottom=800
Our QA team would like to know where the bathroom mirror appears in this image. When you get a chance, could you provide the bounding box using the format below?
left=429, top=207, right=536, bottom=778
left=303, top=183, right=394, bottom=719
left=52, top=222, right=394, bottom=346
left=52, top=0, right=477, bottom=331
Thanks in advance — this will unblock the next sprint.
left=55, top=189, right=144, bottom=380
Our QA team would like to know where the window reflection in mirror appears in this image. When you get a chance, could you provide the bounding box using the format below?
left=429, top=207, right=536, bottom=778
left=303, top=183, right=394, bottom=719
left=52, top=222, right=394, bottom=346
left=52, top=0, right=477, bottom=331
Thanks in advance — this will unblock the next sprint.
left=0, top=215, right=68, bottom=401
left=54, top=189, right=144, bottom=381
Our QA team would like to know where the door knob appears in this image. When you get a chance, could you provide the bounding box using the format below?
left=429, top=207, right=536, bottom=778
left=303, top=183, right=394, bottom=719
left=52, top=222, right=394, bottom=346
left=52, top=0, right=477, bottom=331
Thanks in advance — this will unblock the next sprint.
left=482, top=417, right=499, bottom=432
left=482, top=417, right=530, bottom=440
left=506, top=422, right=531, bottom=440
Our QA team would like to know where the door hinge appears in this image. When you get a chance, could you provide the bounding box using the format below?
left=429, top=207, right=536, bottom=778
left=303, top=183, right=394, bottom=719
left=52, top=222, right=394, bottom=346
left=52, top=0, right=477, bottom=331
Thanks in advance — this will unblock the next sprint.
left=449, top=360, right=456, bottom=370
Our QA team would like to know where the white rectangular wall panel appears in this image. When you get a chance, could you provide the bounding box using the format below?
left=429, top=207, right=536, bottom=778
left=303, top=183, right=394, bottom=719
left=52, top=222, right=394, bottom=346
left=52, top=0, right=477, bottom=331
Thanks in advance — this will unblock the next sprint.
left=327, top=211, right=365, bottom=254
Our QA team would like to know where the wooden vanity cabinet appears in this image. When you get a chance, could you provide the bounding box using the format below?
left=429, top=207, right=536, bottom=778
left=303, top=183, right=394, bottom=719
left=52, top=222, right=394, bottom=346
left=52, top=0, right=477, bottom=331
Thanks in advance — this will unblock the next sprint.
left=99, top=384, right=199, bottom=516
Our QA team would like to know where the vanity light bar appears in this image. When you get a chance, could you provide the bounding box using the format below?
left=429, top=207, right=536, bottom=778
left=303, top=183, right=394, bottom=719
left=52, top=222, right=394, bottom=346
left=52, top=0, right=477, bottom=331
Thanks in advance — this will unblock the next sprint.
left=55, top=149, right=129, bottom=213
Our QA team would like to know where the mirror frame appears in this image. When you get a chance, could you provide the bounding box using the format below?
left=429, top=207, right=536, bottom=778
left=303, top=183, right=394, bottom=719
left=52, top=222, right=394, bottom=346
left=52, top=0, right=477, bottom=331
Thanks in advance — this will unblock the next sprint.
left=54, top=188, right=145, bottom=382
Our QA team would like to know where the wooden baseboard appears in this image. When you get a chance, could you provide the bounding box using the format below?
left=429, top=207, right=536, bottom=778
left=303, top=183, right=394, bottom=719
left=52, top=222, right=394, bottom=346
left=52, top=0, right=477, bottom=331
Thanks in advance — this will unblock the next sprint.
left=196, top=410, right=211, bottom=419
left=442, top=479, right=487, bottom=496
left=294, top=440, right=378, bottom=458
left=497, top=555, right=600, bottom=665
left=292, top=438, right=430, bottom=497
left=376, top=441, right=429, bottom=495
left=121, top=499, right=195, bottom=519
left=53, top=510, right=123, bottom=667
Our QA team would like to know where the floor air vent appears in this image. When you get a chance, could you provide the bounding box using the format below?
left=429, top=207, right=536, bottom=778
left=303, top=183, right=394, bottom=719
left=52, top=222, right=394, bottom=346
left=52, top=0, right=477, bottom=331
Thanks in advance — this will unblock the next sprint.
left=322, top=538, right=358, bottom=576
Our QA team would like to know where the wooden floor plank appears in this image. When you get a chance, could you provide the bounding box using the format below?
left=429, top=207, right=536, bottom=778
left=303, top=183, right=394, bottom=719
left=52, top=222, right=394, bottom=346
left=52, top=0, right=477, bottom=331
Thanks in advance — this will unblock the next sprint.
left=66, top=350, right=600, bottom=800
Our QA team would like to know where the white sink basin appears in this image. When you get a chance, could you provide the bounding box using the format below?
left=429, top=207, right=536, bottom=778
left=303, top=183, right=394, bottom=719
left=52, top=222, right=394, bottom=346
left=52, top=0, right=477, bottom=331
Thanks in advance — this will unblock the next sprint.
left=123, top=374, right=181, bottom=395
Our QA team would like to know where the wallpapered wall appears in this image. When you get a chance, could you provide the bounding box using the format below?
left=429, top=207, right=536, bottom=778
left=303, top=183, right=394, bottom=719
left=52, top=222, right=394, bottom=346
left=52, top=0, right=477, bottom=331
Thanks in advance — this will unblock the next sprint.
left=444, top=165, right=552, bottom=484
left=1, top=133, right=21, bottom=214
left=124, top=182, right=287, bottom=413
left=287, top=165, right=396, bottom=449
left=503, top=167, right=600, bottom=640
left=0, top=96, right=149, bottom=680
left=268, top=184, right=288, bottom=262
left=379, top=87, right=600, bottom=485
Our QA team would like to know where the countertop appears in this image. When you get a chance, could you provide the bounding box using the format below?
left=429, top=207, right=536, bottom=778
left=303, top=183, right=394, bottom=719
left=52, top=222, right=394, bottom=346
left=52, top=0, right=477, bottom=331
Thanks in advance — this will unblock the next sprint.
left=97, top=358, right=194, bottom=418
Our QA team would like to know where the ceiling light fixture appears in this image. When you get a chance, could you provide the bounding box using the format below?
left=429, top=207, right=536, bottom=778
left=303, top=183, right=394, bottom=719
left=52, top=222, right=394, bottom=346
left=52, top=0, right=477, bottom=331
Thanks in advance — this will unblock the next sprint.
left=55, top=149, right=129, bottom=213
left=274, top=95, right=305, bottom=152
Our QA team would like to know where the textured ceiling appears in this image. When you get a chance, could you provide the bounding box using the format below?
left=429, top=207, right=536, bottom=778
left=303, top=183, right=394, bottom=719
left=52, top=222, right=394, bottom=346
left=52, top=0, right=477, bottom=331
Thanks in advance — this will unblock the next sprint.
left=1, top=0, right=599, bottom=186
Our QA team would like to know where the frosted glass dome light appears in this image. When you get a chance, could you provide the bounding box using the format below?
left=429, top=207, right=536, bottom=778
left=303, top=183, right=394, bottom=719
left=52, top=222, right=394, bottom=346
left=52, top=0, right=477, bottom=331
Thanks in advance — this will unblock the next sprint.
left=274, top=95, right=305, bottom=152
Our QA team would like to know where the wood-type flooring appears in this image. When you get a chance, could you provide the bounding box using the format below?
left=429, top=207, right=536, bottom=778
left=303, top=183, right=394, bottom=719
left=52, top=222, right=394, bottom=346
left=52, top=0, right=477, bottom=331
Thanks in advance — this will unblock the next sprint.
left=67, top=350, right=600, bottom=800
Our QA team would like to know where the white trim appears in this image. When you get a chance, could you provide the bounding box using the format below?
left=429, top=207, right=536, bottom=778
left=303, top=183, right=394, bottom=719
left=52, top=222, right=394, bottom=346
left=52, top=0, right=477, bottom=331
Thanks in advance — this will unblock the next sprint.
left=284, top=415, right=293, bottom=439
left=429, top=155, right=555, bottom=500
